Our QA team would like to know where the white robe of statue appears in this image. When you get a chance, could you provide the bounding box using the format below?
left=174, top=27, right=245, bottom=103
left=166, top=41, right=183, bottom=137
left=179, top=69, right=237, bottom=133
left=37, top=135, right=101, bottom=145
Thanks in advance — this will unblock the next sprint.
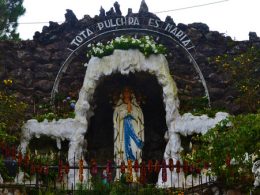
left=113, top=88, right=144, bottom=179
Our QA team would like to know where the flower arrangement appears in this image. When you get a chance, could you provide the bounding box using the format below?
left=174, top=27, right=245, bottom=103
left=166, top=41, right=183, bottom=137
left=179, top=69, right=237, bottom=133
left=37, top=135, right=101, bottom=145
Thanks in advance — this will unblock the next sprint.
left=34, top=95, right=76, bottom=122
left=86, top=35, right=167, bottom=59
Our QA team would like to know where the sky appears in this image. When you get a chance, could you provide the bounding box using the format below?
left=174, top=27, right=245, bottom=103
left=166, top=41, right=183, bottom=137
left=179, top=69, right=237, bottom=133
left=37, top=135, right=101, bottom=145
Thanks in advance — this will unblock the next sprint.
left=17, top=0, right=260, bottom=41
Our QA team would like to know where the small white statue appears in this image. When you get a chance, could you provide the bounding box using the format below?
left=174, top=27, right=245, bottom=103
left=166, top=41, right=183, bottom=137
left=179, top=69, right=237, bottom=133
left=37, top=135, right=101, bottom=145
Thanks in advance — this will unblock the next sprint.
left=252, top=160, right=260, bottom=188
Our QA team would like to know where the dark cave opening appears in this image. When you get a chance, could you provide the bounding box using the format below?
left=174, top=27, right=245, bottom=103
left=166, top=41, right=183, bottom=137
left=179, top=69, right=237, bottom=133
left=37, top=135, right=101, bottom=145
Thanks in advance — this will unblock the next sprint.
left=86, top=72, right=168, bottom=170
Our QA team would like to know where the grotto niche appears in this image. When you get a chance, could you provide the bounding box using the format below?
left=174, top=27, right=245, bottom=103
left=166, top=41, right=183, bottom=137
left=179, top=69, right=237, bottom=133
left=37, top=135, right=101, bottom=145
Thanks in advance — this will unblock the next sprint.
left=86, top=72, right=168, bottom=164
left=86, top=72, right=168, bottom=183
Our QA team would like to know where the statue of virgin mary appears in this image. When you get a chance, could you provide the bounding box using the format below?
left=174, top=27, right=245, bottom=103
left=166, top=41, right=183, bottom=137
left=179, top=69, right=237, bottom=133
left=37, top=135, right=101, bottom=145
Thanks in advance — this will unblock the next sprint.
left=113, top=87, right=144, bottom=167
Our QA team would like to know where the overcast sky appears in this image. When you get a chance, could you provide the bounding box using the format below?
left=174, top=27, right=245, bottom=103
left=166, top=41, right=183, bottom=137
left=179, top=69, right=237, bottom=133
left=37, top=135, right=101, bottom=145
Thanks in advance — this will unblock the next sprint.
left=17, top=0, right=260, bottom=41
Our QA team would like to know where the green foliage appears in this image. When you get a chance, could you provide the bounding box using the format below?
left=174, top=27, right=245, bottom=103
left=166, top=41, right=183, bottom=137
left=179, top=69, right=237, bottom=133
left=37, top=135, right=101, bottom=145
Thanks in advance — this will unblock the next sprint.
left=75, top=175, right=184, bottom=195
left=180, top=96, right=226, bottom=117
left=21, top=150, right=61, bottom=186
left=135, top=184, right=165, bottom=195
left=13, top=150, right=68, bottom=189
left=0, top=91, right=27, bottom=132
left=212, top=46, right=260, bottom=113
left=26, top=188, right=65, bottom=195
left=0, top=0, right=26, bottom=40
left=183, top=113, right=260, bottom=190
left=34, top=95, right=76, bottom=122
left=86, top=35, right=167, bottom=59
left=75, top=180, right=181, bottom=195
left=0, top=122, right=16, bottom=143
left=35, top=111, right=75, bottom=122
left=0, top=86, right=27, bottom=141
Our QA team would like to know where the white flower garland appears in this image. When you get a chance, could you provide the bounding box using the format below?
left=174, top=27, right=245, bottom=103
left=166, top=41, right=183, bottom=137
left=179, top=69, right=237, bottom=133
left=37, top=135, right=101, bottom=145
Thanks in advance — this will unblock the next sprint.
left=86, top=35, right=167, bottom=59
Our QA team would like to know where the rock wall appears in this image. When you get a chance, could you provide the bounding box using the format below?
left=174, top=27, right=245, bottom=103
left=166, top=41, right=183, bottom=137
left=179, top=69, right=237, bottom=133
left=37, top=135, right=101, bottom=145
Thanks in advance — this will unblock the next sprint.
left=0, top=1, right=260, bottom=116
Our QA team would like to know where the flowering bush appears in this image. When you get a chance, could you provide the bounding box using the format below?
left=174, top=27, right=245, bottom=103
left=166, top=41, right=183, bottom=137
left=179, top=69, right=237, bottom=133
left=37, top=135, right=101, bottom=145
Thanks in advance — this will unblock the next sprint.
left=19, top=149, right=64, bottom=184
left=86, top=35, right=167, bottom=58
left=182, top=113, right=260, bottom=190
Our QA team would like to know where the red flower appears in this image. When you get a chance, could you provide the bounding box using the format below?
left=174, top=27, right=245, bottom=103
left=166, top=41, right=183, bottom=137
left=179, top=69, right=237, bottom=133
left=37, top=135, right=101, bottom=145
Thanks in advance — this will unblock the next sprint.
left=134, top=160, right=139, bottom=172
left=162, top=160, right=167, bottom=182
left=65, top=162, right=70, bottom=174
left=90, top=159, right=98, bottom=175
left=106, top=160, right=112, bottom=182
left=127, top=160, right=132, bottom=174
left=168, top=158, right=174, bottom=172
left=106, top=160, right=112, bottom=174
left=30, top=163, right=36, bottom=174
left=204, top=161, right=209, bottom=170
left=17, top=152, right=23, bottom=167
left=196, top=166, right=201, bottom=174
left=11, top=146, right=16, bottom=160
left=147, top=160, right=153, bottom=173
left=37, top=164, right=43, bottom=174
left=79, top=158, right=84, bottom=181
left=225, top=154, right=231, bottom=167
left=176, top=160, right=181, bottom=173
left=140, top=161, right=146, bottom=184
left=154, top=160, right=161, bottom=173
left=58, top=160, right=63, bottom=181
left=183, top=160, right=188, bottom=174
left=127, top=160, right=133, bottom=183
left=24, top=153, right=30, bottom=168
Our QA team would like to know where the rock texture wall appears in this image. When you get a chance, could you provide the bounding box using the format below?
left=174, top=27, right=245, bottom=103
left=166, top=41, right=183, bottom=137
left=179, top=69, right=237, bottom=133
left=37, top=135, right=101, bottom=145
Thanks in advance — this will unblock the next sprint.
left=0, top=1, right=260, bottom=116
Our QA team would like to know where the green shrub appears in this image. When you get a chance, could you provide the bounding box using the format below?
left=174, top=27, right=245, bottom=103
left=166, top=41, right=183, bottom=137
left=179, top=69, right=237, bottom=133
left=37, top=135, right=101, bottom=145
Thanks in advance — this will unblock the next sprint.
left=182, top=113, right=260, bottom=190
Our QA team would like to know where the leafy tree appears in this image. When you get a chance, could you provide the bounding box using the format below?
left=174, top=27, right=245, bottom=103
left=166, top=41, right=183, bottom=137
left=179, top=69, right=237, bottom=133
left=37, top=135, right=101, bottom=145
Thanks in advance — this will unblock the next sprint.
left=0, top=0, right=26, bottom=40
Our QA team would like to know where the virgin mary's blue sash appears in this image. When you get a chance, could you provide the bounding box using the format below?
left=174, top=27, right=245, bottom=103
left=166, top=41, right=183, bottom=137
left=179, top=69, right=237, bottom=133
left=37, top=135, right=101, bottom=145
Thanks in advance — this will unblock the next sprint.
left=124, top=114, right=144, bottom=160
